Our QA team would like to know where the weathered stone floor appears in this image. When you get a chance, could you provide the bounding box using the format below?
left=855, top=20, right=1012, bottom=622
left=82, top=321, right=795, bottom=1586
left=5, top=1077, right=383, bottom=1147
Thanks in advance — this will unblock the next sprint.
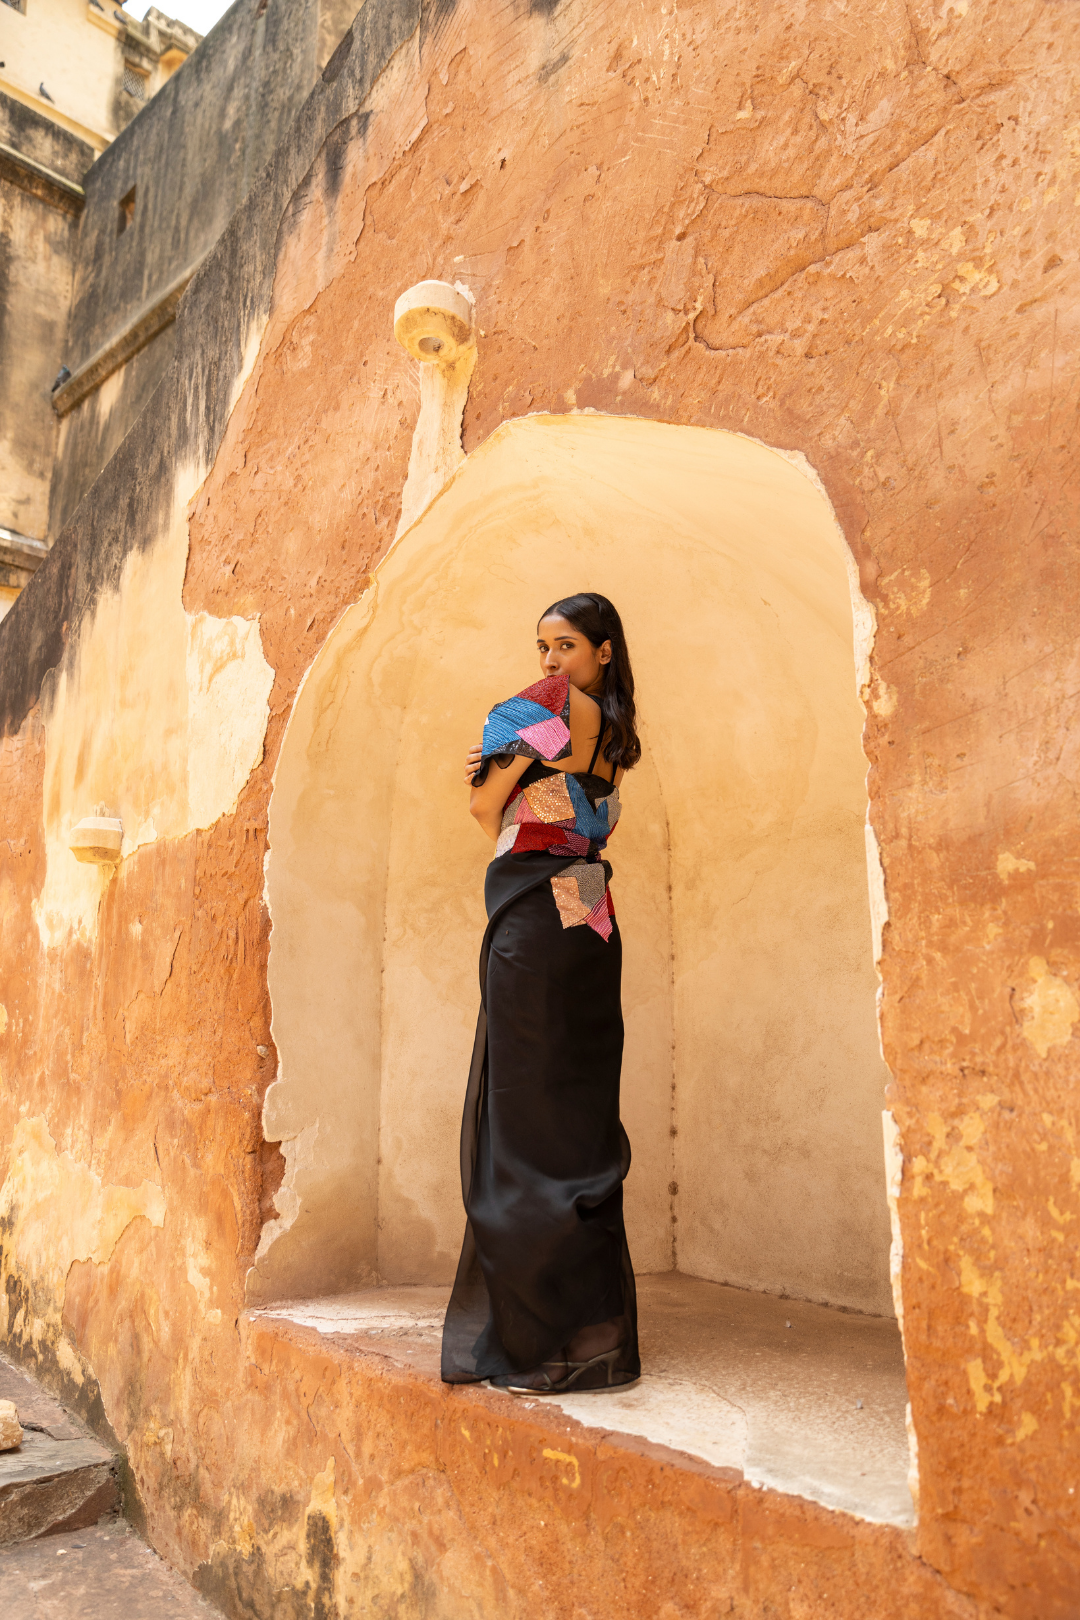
left=255, top=1270, right=914, bottom=1527
left=0, top=1521, right=219, bottom=1618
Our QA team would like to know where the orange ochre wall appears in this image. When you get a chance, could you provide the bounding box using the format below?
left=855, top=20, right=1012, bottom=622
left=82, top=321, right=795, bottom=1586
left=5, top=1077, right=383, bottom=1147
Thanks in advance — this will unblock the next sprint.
left=0, top=2, right=1078, bottom=1616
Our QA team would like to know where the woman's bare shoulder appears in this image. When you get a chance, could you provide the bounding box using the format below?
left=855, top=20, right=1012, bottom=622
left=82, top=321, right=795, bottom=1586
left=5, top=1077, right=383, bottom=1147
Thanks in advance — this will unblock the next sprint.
left=566, top=684, right=602, bottom=743
left=559, top=683, right=604, bottom=770
left=566, top=682, right=601, bottom=718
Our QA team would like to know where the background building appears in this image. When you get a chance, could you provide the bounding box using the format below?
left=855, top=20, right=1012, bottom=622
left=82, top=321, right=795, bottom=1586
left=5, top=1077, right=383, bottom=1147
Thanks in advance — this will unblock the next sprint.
left=0, top=0, right=199, bottom=154
left=0, top=0, right=200, bottom=616
left=0, top=0, right=353, bottom=618
left=0, top=92, right=87, bottom=604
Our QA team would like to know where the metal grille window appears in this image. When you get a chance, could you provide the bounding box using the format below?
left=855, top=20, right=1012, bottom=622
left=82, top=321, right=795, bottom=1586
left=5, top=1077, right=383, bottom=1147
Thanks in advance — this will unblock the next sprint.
left=122, top=63, right=148, bottom=100
left=1, top=0, right=27, bottom=14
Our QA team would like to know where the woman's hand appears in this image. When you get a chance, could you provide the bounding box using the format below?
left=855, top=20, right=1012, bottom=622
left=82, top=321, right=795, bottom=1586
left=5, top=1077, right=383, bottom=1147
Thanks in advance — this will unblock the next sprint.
left=464, top=743, right=483, bottom=784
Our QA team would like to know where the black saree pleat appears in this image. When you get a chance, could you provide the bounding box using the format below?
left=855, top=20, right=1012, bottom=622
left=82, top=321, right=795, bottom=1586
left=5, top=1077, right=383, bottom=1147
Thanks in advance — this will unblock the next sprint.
left=441, top=850, right=639, bottom=1384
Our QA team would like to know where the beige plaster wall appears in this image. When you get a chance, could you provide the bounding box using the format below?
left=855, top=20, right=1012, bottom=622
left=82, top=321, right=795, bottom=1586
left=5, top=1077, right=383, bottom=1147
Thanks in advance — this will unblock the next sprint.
left=33, top=470, right=275, bottom=952
left=259, top=413, right=891, bottom=1314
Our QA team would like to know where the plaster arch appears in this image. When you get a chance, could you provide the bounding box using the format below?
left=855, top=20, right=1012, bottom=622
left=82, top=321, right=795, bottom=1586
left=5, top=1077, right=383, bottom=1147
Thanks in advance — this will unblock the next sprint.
left=251, top=412, right=892, bottom=1318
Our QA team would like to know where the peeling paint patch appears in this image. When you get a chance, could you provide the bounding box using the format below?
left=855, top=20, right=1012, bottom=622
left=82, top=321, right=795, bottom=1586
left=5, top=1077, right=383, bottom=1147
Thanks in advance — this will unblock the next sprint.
left=1, top=1115, right=165, bottom=1267
left=394, top=326, right=477, bottom=540
left=33, top=472, right=274, bottom=951
left=910, top=1112, right=994, bottom=1215
left=0, top=1115, right=166, bottom=1379
left=965, top=1356, right=993, bottom=1414
left=962, top=1261, right=1044, bottom=1413
left=308, top=1454, right=337, bottom=1535
left=881, top=1113, right=905, bottom=1332
left=543, top=1447, right=581, bottom=1489
left=882, top=1112, right=918, bottom=1511
left=950, top=259, right=999, bottom=299
left=866, top=825, right=888, bottom=969
left=997, top=851, right=1035, bottom=879
left=1018, top=957, right=1079, bottom=1059
left=249, top=1120, right=320, bottom=1271
left=883, top=566, right=930, bottom=617
left=868, top=677, right=897, bottom=718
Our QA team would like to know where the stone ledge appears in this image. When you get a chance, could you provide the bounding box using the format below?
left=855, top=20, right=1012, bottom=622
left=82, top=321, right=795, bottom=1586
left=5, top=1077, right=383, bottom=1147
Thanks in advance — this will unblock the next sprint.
left=0, top=139, right=85, bottom=215
left=0, top=1519, right=218, bottom=1615
left=51, top=257, right=206, bottom=418
left=251, top=1270, right=914, bottom=1528
left=0, top=1431, right=118, bottom=1545
left=210, top=1298, right=951, bottom=1620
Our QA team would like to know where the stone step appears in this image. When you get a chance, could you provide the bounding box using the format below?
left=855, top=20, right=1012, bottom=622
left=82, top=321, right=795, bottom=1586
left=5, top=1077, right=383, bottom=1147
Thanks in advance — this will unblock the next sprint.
left=0, top=1519, right=220, bottom=1618
left=0, top=1355, right=218, bottom=1615
left=0, top=1429, right=119, bottom=1546
left=0, top=1354, right=119, bottom=1545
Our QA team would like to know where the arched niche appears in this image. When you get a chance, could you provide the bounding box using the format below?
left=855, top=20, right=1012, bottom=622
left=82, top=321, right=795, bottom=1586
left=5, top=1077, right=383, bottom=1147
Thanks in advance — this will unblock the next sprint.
left=250, top=413, right=892, bottom=1317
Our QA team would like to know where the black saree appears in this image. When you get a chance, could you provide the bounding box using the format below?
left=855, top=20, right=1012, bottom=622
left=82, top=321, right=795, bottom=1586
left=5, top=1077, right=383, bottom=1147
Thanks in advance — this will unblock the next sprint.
left=440, top=847, right=640, bottom=1386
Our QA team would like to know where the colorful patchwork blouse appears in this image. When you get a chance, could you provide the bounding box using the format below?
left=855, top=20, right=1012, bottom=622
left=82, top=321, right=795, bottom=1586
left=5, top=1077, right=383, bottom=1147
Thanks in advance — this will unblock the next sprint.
left=481, top=674, right=621, bottom=942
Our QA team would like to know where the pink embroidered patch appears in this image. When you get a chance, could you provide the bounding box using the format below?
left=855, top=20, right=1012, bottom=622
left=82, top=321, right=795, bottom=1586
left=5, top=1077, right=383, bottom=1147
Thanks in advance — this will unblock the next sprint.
left=547, top=831, right=590, bottom=857
left=585, top=896, right=613, bottom=941
left=516, top=715, right=571, bottom=759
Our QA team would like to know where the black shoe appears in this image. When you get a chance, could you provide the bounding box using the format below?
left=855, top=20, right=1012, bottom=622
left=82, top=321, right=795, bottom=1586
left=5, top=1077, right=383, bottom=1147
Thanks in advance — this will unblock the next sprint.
left=498, top=1347, right=631, bottom=1395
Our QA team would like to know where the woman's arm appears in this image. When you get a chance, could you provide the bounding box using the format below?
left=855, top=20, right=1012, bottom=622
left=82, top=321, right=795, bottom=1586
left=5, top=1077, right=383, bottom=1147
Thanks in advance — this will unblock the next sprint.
left=468, top=749, right=531, bottom=841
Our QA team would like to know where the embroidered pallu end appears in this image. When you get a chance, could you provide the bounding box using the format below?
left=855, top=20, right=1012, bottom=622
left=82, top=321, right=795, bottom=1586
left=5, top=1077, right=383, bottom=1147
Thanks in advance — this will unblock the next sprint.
left=480, top=671, right=573, bottom=765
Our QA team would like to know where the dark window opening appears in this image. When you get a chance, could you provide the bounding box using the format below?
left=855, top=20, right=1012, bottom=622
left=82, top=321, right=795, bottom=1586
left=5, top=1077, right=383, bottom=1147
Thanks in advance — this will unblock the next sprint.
left=117, top=186, right=136, bottom=236
left=1, top=1, right=27, bottom=15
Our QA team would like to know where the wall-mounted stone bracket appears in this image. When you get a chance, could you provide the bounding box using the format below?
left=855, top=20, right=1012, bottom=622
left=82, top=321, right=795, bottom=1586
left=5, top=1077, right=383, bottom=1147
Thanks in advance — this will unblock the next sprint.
left=393, top=280, right=473, bottom=364
left=393, top=279, right=476, bottom=539
left=68, top=816, right=123, bottom=865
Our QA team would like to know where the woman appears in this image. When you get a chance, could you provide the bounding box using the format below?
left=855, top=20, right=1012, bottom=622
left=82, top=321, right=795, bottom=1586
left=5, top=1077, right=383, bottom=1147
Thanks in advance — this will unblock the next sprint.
left=441, top=592, right=642, bottom=1395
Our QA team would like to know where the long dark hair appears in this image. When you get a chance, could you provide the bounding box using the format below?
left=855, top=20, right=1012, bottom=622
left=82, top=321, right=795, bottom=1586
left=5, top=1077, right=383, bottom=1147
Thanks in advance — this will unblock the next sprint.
left=539, top=593, right=641, bottom=770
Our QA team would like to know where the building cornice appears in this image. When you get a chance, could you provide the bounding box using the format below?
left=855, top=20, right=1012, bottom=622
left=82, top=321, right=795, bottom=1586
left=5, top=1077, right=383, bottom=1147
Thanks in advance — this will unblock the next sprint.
left=0, top=139, right=85, bottom=215
left=0, top=528, right=49, bottom=591
left=86, top=4, right=124, bottom=41
left=51, top=255, right=207, bottom=418
left=0, top=79, right=111, bottom=152
left=87, top=4, right=199, bottom=61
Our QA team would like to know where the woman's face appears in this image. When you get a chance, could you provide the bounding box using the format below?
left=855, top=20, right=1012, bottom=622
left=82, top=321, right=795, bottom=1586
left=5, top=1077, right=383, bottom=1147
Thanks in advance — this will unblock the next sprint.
left=536, top=615, right=611, bottom=695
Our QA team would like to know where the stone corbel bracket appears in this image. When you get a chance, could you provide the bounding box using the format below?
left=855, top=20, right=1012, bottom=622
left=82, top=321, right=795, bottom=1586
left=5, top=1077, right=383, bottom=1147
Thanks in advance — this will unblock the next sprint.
left=69, top=815, right=123, bottom=866
left=393, top=280, right=477, bottom=538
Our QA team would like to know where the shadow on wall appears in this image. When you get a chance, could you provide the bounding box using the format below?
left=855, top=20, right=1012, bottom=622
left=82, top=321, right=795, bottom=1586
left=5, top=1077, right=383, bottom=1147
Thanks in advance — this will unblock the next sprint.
left=252, top=413, right=893, bottom=1318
